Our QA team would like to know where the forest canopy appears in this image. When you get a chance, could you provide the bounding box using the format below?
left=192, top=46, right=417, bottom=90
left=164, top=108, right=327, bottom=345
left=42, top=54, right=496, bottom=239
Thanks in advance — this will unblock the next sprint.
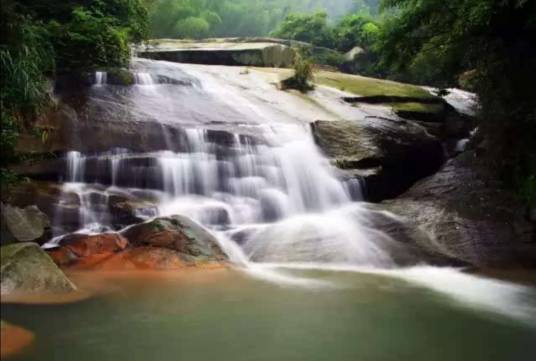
left=147, top=0, right=379, bottom=39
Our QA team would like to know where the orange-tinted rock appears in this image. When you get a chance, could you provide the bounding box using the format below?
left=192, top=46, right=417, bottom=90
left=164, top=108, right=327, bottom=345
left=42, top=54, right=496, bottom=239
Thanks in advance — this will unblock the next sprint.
left=0, top=321, right=35, bottom=359
left=61, top=233, right=129, bottom=257
left=47, top=233, right=129, bottom=268
left=86, top=247, right=187, bottom=271
left=47, top=246, right=78, bottom=267
left=121, top=215, right=226, bottom=262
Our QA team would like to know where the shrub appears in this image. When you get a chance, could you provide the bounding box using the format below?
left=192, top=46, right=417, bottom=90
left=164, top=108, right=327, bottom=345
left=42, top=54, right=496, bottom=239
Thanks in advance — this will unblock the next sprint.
left=281, top=54, right=314, bottom=92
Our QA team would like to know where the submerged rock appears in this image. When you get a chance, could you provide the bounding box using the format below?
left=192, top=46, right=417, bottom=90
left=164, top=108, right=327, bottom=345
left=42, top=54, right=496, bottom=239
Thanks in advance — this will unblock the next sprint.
left=380, top=151, right=536, bottom=267
left=311, top=118, right=445, bottom=201
left=122, top=215, right=227, bottom=262
left=0, top=321, right=35, bottom=359
left=1, top=243, right=76, bottom=295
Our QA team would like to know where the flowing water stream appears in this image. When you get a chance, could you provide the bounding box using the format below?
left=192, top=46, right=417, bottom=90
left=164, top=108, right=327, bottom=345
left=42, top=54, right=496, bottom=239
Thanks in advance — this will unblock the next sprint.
left=13, top=58, right=534, bottom=359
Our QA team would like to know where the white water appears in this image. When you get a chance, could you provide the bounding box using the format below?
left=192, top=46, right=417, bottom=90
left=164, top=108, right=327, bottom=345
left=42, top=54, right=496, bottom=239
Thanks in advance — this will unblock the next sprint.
left=51, top=58, right=536, bottom=325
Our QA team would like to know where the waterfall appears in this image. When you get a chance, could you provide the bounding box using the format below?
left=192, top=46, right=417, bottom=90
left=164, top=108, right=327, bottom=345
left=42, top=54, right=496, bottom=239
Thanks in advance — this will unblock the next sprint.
left=50, top=60, right=418, bottom=271
left=95, top=71, right=107, bottom=86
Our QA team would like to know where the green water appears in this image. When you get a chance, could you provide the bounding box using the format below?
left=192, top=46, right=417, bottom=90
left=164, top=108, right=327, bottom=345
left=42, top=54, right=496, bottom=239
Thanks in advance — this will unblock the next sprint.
left=2, top=269, right=535, bottom=361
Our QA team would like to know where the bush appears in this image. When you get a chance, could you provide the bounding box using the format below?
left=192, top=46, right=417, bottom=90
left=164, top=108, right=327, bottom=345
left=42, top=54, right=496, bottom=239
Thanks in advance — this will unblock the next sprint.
left=49, top=8, right=130, bottom=71
left=271, top=12, right=334, bottom=48
left=281, top=54, right=314, bottom=92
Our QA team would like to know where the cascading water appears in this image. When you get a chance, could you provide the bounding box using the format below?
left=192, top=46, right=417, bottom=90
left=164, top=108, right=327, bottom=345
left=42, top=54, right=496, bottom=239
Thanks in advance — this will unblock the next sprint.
left=52, top=58, right=408, bottom=269
left=44, top=58, right=536, bottom=323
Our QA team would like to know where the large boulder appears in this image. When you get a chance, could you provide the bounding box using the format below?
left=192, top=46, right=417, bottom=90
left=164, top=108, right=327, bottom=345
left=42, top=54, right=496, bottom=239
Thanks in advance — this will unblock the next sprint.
left=79, top=247, right=197, bottom=271
left=1, top=204, right=51, bottom=245
left=311, top=118, right=445, bottom=201
left=380, top=151, right=536, bottom=267
left=139, top=39, right=295, bottom=67
left=121, top=215, right=227, bottom=263
left=47, top=233, right=129, bottom=268
left=1, top=243, right=76, bottom=295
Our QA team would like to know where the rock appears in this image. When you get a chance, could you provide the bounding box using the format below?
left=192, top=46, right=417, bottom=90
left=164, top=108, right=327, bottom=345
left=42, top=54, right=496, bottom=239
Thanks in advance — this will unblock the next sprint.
left=0, top=321, right=35, bottom=359
left=80, top=247, right=190, bottom=270
left=0, top=204, right=51, bottom=245
left=54, top=72, right=95, bottom=92
left=106, top=68, right=135, bottom=86
left=343, top=46, right=366, bottom=62
left=108, top=195, right=159, bottom=229
left=340, top=46, right=375, bottom=74
left=122, top=215, right=227, bottom=262
left=380, top=151, right=536, bottom=267
left=139, top=39, right=295, bottom=67
left=48, top=233, right=129, bottom=268
left=3, top=182, right=82, bottom=235
left=1, top=243, right=76, bottom=295
left=311, top=118, right=445, bottom=201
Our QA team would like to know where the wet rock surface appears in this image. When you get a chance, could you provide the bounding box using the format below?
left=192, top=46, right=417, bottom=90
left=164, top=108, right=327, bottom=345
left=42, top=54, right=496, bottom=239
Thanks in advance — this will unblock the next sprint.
left=312, top=118, right=445, bottom=201
left=48, top=233, right=129, bottom=268
left=46, top=215, right=228, bottom=270
left=380, top=151, right=536, bottom=267
left=121, top=215, right=227, bottom=262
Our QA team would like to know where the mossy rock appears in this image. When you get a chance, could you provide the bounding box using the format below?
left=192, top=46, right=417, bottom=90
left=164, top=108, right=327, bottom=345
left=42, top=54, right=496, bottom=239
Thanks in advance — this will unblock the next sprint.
left=315, top=71, right=435, bottom=99
left=121, top=215, right=227, bottom=263
left=1, top=243, right=76, bottom=294
left=106, top=68, right=135, bottom=86
left=1, top=204, right=51, bottom=244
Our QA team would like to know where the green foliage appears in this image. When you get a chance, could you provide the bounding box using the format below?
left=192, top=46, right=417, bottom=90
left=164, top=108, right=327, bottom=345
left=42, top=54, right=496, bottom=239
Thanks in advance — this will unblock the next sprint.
left=0, top=0, right=149, bottom=185
left=50, top=8, right=130, bottom=70
left=281, top=54, right=314, bottom=92
left=378, top=0, right=536, bottom=205
left=272, top=12, right=334, bottom=48
left=333, top=13, right=380, bottom=52
left=173, top=16, right=211, bottom=39
left=0, top=111, right=20, bottom=166
left=147, top=0, right=378, bottom=39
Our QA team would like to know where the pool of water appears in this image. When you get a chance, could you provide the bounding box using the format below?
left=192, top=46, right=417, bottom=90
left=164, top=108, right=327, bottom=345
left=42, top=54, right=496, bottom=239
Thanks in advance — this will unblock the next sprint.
left=2, top=268, right=535, bottom=361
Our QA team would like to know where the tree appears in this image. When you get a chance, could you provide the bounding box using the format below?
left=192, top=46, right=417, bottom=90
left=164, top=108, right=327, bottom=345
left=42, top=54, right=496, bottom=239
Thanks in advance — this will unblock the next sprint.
left=333, top=13, right=380, bottom=51
left=378, top=0, right=536, bottom=205
left=271, top=12, right=334, bottom=48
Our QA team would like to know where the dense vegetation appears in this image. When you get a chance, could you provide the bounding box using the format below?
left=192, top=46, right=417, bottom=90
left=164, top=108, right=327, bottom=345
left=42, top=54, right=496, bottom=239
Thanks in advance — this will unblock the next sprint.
left=0, top=0, right=148, bottom=184
left=377, top=0, right=536, bottom=206
left=147, top=0, right=379, bottom=39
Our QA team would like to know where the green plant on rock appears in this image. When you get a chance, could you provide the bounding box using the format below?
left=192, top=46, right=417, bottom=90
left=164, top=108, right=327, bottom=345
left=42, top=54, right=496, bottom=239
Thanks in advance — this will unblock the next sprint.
left=281, top=54, right=314, bottom=93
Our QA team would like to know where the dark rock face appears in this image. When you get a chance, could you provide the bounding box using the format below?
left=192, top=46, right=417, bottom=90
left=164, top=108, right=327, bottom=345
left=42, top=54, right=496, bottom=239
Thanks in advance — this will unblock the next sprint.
left=121, top=215, right=227, bottom=262
left=1, top=243, right=76, bottom=294
left=381, top=151, right=536, bottom=267
left=311, top=118, right=445, bottom=202
left=139, top=43, right=295, bottom=68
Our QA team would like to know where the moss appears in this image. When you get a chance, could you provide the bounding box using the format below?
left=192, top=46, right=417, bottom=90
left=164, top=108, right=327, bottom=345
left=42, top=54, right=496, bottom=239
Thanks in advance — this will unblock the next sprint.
left=315, top=71, right=434, bottom=99
left=392, top=102, right=445, bottom=114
